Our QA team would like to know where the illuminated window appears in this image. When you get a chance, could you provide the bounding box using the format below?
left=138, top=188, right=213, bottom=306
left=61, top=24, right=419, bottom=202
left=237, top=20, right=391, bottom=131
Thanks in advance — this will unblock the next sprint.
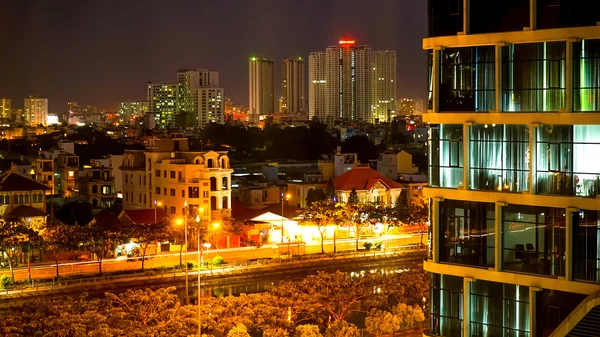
left=68, top=171, right=74, bottom=177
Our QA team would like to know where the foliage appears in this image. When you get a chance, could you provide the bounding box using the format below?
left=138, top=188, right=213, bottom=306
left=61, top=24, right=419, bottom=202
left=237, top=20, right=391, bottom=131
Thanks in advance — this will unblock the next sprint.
left=57, top=201, right=94, bottom=226
left=324, top=320, right=360, bottom=337
left=0, top=220, right=39, bottom=279
left=347, top=188, right=359, bottom=205
left=394, top=303, right=425, bottom=331
left=305, top=188, right=327, bottom=207
left=227, top=323, right=251, bottom=337
left=341, top=135, right=379, bottom=162
left=264, top=327, right=290, bottom=337
left=130, top=219, right=170, bottom=270
left=365, top=309, right=400, bottom=336
left=363, top=242, right=373, bottom=251
left=294, top=324, right=322, bottom=337
left=297, top=201, right=342, bottom=253
left=79, top=211, right=131, bottom=274
left=41, top=220, right=78, bottom=278
left=211, top=256, right=224, bottom=266
left=0, top=275, right=14, bottom=288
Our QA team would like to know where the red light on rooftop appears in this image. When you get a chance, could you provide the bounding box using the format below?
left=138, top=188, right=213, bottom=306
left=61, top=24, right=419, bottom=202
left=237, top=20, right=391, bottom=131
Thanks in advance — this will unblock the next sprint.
left=339, top=39, right=355, bottom=46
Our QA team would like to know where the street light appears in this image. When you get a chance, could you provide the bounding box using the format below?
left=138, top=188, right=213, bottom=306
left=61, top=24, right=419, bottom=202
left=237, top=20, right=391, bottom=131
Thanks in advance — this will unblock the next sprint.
left=281, top=193, right=291, bottom=243
left=175, top=201, right=189, bottom=305
left=195, top=213, right=201, bottom=337
left=154, top=200, right=162, bottom=223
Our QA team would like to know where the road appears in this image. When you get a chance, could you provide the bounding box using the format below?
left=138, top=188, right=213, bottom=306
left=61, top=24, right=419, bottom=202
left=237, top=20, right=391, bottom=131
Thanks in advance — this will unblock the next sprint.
left=4, top=233, right=427, bottom=282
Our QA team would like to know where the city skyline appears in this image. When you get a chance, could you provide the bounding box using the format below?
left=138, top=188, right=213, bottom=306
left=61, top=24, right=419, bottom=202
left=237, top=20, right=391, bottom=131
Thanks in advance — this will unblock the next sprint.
left=0, top=0, right=427, bottom=111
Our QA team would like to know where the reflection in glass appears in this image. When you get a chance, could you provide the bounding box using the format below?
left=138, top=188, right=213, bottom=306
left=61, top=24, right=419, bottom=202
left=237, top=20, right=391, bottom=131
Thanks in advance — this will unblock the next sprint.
left=430, top=274, right=463, bottom=337
left=428, top=50, right=433, bottom=110
left=440, top=46, right=495, bottom=111
left=470, top=124, right=529, bottom=192
left=573, top=210, right=600, bottom=283
left=439, top=200, right=495, bottom=268
left=429, top=124, right=463, bottom=188
left=574, top=39, right=600, bottom=111
left=503, top=42, right=566, bottom=112
left=470, top=280, right=530, bottom=337
left=502, top=205, right=565, bottom=277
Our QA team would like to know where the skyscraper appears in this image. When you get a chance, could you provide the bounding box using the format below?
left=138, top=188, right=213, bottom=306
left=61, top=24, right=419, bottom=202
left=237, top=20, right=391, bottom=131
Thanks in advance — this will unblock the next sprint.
left=281, top=56, right=305, bottom=114
left=248, top=57, right=274, bottom=124
left=0, top=98, right=11, bottom=121
left=308, top=51, right=326, bottom=120
left=197, top=87, right=224, bottom=129
left=425, top=1, right=600, bottom=336
left=372, top=50, right=396, bottom=122
left=310, top=39, right=376, bottom=123
left=177, top=69, right=220, bottom=127
left=119, top=101, right=149, bottom=123
left=24, top=96, right=48, bottom=126
left=147, top=82, right=178, bottom=128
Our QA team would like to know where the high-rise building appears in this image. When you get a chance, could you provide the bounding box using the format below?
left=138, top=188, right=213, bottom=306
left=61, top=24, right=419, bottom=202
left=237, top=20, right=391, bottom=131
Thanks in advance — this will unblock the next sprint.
left=177, top=69, right=220, bottom=127
left=310, top=39, right=376, bottom=123
left=397, top=98, right=420, bottom=116
left=372, top=50, right=396, bottom=122
left=0, top=98, right=11, bottom=120
left=281, top=56, right=305, bottom=114
left=197, top=87, right=225, bottom=128
left=119, top=101, right=149, bottom=123
left=67, top=101, right=78, bottom=116
left=425, top=1, right=600, bottom=337
left=147, top=82, right=178, bottom=128
left=248, top=57, right=274, bottom=124
left=308, top=51, right=327, bottom=120
left=24, top=96, right=48, bottom=126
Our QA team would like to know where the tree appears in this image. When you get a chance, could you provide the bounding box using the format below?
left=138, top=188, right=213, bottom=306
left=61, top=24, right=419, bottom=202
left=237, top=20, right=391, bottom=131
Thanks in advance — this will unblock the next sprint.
left=347, top=188, right=359, bottom=205
left=130, top=219, right=170, bottom=270
left=305, top=189, right=327, bottom=207
left=227, top=323, right=251, bottom=337
left=341, top=135, right=378, bottom=162
left=167, top=224, right=186, bottom=267
left=57, top=201, right=94, bottom=226
left=365, top=309, right=400, bottom=337
left=324, top=179, right=336, bottom=201
left=79, top=211, right=130, bottom=274
left=41, top=221, right=77, bottom=278
left=297, top=201, right=341, bottom=254
left=324, top=320, right=360, bottom=337
left=342, top=203, right=375, bottom=251
left=294, top=325, right=322, bottom=337
left=394, top=303, right=425, bottom=331
left=0, top=220, right=38, bottom=280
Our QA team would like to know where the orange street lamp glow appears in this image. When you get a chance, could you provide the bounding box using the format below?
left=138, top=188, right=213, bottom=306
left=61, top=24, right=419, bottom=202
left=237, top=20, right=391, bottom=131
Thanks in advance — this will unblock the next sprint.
left=212, top=222, right=220, bottom=229
left=286, top=193, right=291, bottom=199
left=175, top=218, right=184, bottom=226
left=156, top=201, right=162, bottom=207
left=195, top=215, right=200, bottom=222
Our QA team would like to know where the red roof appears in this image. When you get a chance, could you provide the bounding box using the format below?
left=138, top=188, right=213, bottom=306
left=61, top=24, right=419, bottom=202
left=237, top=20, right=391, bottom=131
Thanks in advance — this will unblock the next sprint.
left=332, top=166, right=403, bottom=191
left=123, top=208, right=169, bottom=224
left=5, top=205, right=47, bottom=218
left=0, top=172, right=50, bottom=192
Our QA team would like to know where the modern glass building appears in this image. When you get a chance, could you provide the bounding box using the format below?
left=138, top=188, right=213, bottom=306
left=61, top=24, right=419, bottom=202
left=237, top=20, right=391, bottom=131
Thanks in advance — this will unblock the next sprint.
left=424, top=1, right=600, bottom=336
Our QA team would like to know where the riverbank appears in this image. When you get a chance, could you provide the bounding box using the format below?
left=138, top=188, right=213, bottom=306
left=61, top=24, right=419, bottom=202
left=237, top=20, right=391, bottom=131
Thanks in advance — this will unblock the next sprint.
left=0, top=249, right=426, bottom=307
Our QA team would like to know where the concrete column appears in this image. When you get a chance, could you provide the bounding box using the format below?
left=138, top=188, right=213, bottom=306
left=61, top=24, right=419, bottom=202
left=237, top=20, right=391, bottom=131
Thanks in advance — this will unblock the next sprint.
left=433, top=48, right=441, bottom=113
left=565, top=39, right=576, bottom=113
left=529, top=124, right=539, bottom=193
left=495, top=202, right=507, bottom=271
left=432, top=197, right=444, bottom=263
left=463, top=277, right=474, bottom=337
left=495, top=44, right=505, bottom=112
left=463, top=0, right=470, bottom=35
left=565, top=207, right=579, bottom=281
left=529, top=287, right=541, bottom=336
left=463, top=123, right=472, bottom=189
left=529, top=0, right=537, bottom=31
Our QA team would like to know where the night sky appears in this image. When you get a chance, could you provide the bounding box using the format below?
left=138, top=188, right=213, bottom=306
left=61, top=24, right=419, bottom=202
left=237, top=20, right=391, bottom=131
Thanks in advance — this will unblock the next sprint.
left=0, top=0, right=427, bottom=112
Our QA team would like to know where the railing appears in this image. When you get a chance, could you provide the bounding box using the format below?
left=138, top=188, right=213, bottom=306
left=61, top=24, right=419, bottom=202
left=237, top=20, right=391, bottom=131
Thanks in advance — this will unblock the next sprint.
left=548, top=290, right=600, bottom=337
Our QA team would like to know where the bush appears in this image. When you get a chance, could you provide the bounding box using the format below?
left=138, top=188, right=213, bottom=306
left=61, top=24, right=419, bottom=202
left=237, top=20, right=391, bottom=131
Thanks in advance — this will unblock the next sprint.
left=211, top=256, right=224, bottom=266
left=374, top=241, right=383, bottom=250
left=363, top=242, right=373, bottom=251
left=186, top=261, right=197, bottom=269
left=0, top=275, right=14, bottom=288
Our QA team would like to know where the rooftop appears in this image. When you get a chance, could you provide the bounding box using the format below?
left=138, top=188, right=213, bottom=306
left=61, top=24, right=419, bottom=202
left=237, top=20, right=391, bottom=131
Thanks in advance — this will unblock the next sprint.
left=332, top=166, right=403, bottom=191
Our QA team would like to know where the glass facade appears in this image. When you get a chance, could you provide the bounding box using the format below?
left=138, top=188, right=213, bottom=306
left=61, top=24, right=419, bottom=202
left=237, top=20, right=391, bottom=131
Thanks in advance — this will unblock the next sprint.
left=573, top=210, right=600, bottom=283
left=470, top=0, right=530, bottom=35
left=430, top=274, right=463, bottom=337
left=537, top=0, right=600, bottom=30
left=439, top=200, right=495, bottom=268
left=470, top=280, right=530, bottom=337
left=429, top=124, right=463, bottom=188
left=470, top=124, right=529, bottom=192
left=536, top=289, right=587, bottom=337
left=503, top=42, right=566, bottom=112
left=537, top=125, right=600, bottom=197
left=502, top=205, right=565, bottom=277
left=440, top=46, right=495, bottom=112
left=574, top=39, right=600, bottom=112
left=427, top=0, right=463, bottom=37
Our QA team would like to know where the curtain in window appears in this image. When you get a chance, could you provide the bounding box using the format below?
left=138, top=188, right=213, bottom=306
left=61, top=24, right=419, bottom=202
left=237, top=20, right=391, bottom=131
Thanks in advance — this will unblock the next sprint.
left=574, top=125, right=600, bottom=196
left=574, top=39, right=600, bottom=112
left=536, top=125, right=573, bottom=195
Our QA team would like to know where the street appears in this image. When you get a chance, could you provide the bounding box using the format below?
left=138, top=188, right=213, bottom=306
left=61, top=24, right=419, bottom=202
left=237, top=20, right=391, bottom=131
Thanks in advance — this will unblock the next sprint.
left=4, top=233, right=427, bottom=282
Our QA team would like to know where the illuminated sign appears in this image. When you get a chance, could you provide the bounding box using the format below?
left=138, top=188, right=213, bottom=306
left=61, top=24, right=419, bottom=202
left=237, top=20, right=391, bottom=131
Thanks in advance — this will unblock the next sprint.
left=339, top=39, right=356, bottom=46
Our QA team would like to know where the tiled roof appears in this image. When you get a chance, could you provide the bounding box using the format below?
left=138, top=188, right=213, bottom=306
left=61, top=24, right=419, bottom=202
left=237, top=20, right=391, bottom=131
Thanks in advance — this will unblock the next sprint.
left=5, top=205, right=47, bottom=218
left=332, top=166, right=403, bottom=191
left=123, top=208, right=169, bottom=224
left=0, top=172, right=51, bottom=192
